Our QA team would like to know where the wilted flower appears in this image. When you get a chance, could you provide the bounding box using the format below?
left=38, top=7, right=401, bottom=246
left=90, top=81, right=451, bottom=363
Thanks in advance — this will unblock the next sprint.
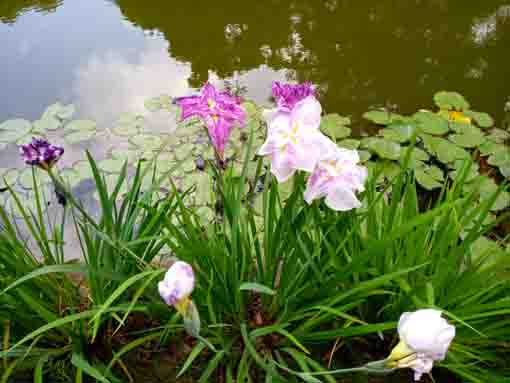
left=258, top=96, right=329, bottom=182
left=272, top=81, right=315, bottom=112
left=158, top=261, right=195, bottom=316
left=387, top=309, right=456, bottom=381
left=19, top=138, right=64, bottom=171
left=175, top=83, right=245, bottom=159
left=304, top=146, right=367, bottom=211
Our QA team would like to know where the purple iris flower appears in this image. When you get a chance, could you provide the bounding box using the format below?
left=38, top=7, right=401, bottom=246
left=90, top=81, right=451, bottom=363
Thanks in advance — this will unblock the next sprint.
left=175, top=83, right=245, bottom=159
left=19, top=138, right=64, bottom=171
left=271, top=81, right=315, bottom=112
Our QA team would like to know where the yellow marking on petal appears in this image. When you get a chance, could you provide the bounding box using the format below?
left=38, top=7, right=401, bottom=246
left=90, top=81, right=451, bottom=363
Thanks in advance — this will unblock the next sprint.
left=174, top=296, right=191, bottom=316
left=207, top=99, right=216, bottom=109
left=386, top=340, right=414, bottom=365
left=449, top=111, right=471, bottom=124
left=212, top=115, right=219, bottom=122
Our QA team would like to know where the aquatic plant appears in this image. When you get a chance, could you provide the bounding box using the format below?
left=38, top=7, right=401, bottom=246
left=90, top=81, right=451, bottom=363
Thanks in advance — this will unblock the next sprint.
left=0, top=84, right=509, bottom=383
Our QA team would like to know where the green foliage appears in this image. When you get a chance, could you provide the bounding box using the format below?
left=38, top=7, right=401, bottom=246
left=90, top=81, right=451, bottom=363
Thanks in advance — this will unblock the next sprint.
left=0, top=92, right=509, bottom=382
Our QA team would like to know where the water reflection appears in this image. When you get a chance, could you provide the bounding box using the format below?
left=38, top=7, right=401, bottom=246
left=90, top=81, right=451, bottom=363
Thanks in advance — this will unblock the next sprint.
left=116, top=0, right=510, bottom=120
left=0, top=0, right=61, bottom=24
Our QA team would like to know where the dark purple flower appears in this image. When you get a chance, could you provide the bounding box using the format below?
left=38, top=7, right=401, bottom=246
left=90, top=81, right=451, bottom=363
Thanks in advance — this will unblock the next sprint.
left=175, top=83, right=245, bottom=159
left=19, top=138, right=64, bottom=170
left=271, top=81, right=315, bottom=111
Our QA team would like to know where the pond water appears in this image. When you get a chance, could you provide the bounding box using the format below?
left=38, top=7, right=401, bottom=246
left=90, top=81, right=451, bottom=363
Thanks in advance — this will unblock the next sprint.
left=1, top=0, right=510, bottom=127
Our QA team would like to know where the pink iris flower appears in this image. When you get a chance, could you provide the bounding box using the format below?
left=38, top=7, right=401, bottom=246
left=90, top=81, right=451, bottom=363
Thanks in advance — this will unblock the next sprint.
left=304, top=146, right=368, bottom=211
left=175, top=83, right=245, bottom=159
left=272, top=81, right=315, bottom=112
left=258, top=96, right=330, bottom=183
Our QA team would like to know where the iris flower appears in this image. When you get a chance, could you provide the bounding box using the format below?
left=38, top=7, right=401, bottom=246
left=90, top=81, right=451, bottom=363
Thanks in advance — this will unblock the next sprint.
left=304, top=146, right=367, bottom=211
left=272, top=81, right=315, bottom=112
left=19, top=138, right=64, bottom=171
left=386, top=309, right=456, bottom=381
left=158, top=261, right=195, bottom=316
left=175, top=83, right=245, bottom=160
left=258, top=96, right=330, bottom=182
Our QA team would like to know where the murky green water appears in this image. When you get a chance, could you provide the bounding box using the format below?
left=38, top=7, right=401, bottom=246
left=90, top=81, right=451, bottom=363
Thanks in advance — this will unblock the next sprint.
left=1, top=0, right=510, bottom=127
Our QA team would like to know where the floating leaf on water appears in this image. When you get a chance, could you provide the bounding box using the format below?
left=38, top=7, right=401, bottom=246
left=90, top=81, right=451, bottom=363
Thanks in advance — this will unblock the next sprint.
left=449, top=162, right=479, bottom=182
left=64, top=129, right=96, bottom=144
left=182, top=158, right=196, bottom=173
left=448, top=129, right=485, bottom=148
left=413, top=110, right=449, bottom=135
left=33, top=117, right=61, bottom=132
left=145, top=94, right=172, bottom=112
left=464, top=110, right=494, bottom=128
left=320, top=113, right=352, bottom=140
left=338, top=139, right=360, bottom=150
left=380, top=123, right=417, bottom=143
left=362, top=110, right=401, bottom=125
left=242, top=101, right=261, bottom=120
left=195, top=173, right=212, bottom=205
left=98, top=158, right=126, bottom=174
left=499, top=164, right=510, bottom=178
left=486, top=129, right=510, bottom=144
left=129, top=134, right=163, bottom=151
left=470, top=237, right=503, bottom=265
left=435, top=138, right=470, bottom=164
left=488, top=149, right=510, bottom=167
left=174, top=143, right=195, bottom=160
left=42, top=103, right=75, bottom=121
left=19, top=168, right=51, bottom=190
left=357, top=150, right=372, bottom=163
left=478, top=141, right=505, bottom=157
left=415, top=166, right=444, bottom=190
left=196, top=206, right=214, bottom=225
left=0, top=119, right=32, bottom=142
left=64, top=119, right=97, bottom=133
left=419, top=133, right=441, bottom=154
left=433, top=91, right=470, bottom=111
left=112, top=113, right=146, bottom=136
left=400, top=147, right=429, bottom=169
left=0, top=168, right=19, bottom=186
left=360, top=137, right=380, bottom=149
left=366, top=138, right=401, bottom=160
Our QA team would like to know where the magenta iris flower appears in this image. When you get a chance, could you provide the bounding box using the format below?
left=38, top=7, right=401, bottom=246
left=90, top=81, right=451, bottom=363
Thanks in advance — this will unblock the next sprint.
left=175, top=83, right=245, bottom=159
left=19, top=138, right=64, bottom=171
left=271, top=81, right=315, bottom=112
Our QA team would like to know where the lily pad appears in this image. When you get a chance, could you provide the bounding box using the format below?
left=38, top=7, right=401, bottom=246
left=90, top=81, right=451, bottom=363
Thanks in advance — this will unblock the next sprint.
left=129, top=134, right=163, bottom=151
left=413, top=111, right=449, bottom=135
left=381, top=123, right=417, bottom=143
left=488, top=149, right=510, bottom=167
left=433, top=91, right=470, bottom=111
left=64, top=129, right=96, bottom=144
left=486, top=129, right=510, bottom=144
left=145, top=94, right=172, bottom=112
left=64, top=120, right=97, bottom=133
left=479, top=141, right=506, bottom=157
left=338, top=139, right=360, bottom=150
left=16, top=133, right=45, bottom=146
left=400, top=147, right=429, bottom=169
left=73, top=160, right=94, bottom=181
left=319, top=114, right=352, bottom=140
left=363, top=110, right=401, bottom=125
left=33, top=117, right=61, bottom=132
left=448, top=128, right=485, bottom=148
left=19, top=168, right=51, bottom=190
left=367, top=138, right=401, bottom=160
left=416, top=166, right=444, bottom=190
left=435, top=138, right=470, bottom=164
left=98, top=158, right=126, bottom=174
left=0, top=119, right=32, bottom=142
left=357, top=150, right=371, bottom=163
left=42, top=103, right=75, bottom=121
left=112, top=113, right=146, bottom=136
left=449, top=159, right=479, bottom=182
left=174, top=143, right=195, bottom=160
left=464, top=111, right=494, bottom=128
